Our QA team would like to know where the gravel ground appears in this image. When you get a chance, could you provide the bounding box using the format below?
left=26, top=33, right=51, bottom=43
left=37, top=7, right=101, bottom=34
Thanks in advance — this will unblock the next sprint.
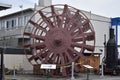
left=5, top=73, right=120, bottom=80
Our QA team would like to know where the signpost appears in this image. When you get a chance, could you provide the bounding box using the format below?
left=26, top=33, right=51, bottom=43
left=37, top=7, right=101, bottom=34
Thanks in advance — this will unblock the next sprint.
left=41, top=64, right=56, bottom=69
left=83, top=65, right=93, bottom=80
left=41, top=64, right=56, bottom=80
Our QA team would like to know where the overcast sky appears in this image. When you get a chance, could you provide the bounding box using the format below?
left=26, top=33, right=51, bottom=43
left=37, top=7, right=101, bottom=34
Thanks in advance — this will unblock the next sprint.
left=0, top=0, right=120, bottom=18
left=53, top=0, right=120, bottom=18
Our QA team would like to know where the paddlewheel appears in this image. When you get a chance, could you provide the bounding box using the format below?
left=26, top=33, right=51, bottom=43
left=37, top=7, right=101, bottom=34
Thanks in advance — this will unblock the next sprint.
left=23, top=4, right=95, bottom=77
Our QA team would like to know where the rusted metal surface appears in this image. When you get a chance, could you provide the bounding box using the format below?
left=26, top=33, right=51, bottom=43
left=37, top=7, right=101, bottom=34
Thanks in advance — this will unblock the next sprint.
left=23, top=4, right=95, bottom=77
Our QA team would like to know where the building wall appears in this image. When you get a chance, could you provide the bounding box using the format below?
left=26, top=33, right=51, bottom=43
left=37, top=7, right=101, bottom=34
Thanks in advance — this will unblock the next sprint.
left=4, top=54, right=33, bottom=70
left=33, top=6, right=110, bottom=67
left=82, top=11, right=110, bottom=64
left=0, top=5, right=111, bottom=71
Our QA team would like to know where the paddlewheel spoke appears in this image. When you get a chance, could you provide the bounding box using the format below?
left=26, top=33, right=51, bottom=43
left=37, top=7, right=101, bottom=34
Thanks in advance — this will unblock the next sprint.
left=29, top=20, right=48, bottom=33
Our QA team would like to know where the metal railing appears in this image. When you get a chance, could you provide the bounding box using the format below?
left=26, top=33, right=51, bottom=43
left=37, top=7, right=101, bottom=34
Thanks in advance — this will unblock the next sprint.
left=0, top=26, right=31, bottom=37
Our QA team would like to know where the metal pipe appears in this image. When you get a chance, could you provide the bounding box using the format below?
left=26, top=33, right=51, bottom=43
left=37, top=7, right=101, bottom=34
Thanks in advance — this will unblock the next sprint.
left=71, top=62, right=75, bottom=80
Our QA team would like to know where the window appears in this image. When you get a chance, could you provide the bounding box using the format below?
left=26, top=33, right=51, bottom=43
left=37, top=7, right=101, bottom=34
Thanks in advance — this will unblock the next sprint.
left=6, top=20, right=10, bottom=29
left=6, top=18, right=16, bottom=30
left=18, top=17, right=23, bottom=27
left=0, top=20, right=5, bottom=30
left=0, top=22, right=1, bottom=30
left=11, top=19, right=16, bottom=27
left=24, top=15, right=30, bottom=25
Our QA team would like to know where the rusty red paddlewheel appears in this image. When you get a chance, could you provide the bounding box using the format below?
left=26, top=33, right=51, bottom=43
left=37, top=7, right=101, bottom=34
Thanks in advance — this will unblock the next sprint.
left=23, top=4, right=95, bottom=77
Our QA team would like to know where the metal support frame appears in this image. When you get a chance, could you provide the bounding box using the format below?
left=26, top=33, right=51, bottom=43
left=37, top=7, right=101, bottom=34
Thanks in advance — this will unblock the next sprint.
left=0, top=48, right=4, bottom=80
left=101, top=34, right=106, bottom=77
left=71, top=62, right=75, bottom=80
left=86, top=69, right=90, bottom=80
left=46, top=69, right=50, bottom=80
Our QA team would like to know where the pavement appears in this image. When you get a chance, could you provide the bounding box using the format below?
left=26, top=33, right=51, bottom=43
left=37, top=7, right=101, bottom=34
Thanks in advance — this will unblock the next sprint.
left=5, top=73, right=120, bottom=80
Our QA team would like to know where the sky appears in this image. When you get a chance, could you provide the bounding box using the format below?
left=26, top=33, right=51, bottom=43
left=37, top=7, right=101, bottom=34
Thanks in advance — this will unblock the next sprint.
left=0, top=0, right=120, bottom=18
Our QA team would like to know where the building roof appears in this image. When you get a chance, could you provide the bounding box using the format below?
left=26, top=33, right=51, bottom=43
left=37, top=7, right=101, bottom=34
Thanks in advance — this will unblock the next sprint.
left=0, top=3, right=11, bottom=11
left=0, top=8, right=34, bottom=19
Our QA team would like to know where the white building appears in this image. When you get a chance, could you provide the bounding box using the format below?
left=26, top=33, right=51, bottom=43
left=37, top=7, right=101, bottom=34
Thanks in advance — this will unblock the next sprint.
left=0, top=8, right=34, bottom=70
left=0, top=0, right=111, bottom=71
left=0, top=3, right=11, bottom=11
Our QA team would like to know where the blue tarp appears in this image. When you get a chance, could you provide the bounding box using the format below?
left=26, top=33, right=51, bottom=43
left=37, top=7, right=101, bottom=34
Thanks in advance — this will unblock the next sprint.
left=111, top=17, right=120, bottom=26
left=111, top=17, right=120, bottom=47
